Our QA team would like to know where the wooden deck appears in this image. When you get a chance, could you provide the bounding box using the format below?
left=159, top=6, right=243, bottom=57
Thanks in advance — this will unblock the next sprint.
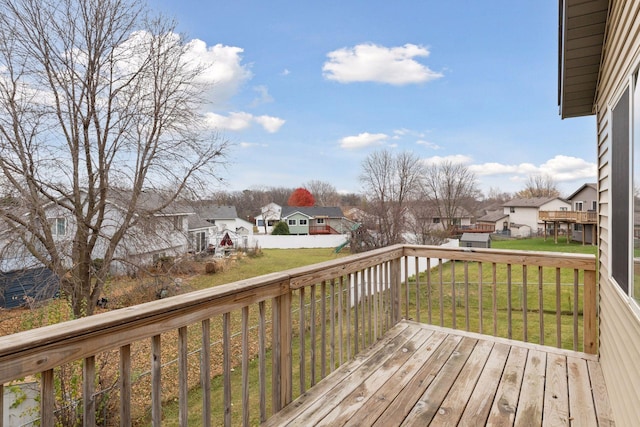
left=264, top=321, right=614, bottom=426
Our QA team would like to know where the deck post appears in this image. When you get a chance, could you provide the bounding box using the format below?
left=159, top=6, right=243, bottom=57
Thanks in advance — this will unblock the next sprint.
left=272, top=290, right=292, bottom=411
left=391, top=257, right=401, bottom=324
left=583, top=269, right=598, bottom=354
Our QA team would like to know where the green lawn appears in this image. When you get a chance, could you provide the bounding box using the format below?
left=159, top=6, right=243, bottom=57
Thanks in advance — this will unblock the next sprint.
left=491, top=236, right=597, bottom=255
left=187, top=248, right=350, bottom=291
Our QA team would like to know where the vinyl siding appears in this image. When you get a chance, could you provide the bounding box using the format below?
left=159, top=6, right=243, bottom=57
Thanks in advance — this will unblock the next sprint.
left=595, top=1, right=640, bottom=424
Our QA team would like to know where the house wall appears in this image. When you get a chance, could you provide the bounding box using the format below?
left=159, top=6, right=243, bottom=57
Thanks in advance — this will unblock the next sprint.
left=593, top=0, right=640, bottom=424
left=505, top=199, right=571, bottom=236
left=503, top=206, right=539, bottom=234
left=286, top=213, right=311, bottom=235
left=569, top=186, right=597, bottom=212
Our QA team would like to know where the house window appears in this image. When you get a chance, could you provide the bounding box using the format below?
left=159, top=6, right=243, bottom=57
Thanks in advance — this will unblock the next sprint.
left=575, top=201, right=583, bottom=211
left=299, top=219, right=308, bottom=225
left=432, top=218, right=440, bottom=224
left=612, top=86, right=630, bottom=299
left=591, top=200, right=597, bottom=211
left=560, top=207, right=568, bottom=211
left=50, top=218, right=67, bottom=236
left=611, top=78, right=640, bottom=306
left=510, top=207, right=515, bottom=213
left=257, top=219, right=264, bottom=227
left=574, top=224, right=583, bottom=232
left=316, top=218, right=325, bottom=224
left=288, top=219, right=297, bottom=226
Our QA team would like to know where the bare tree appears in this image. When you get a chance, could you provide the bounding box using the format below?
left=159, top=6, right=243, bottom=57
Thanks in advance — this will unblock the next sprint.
left=359, top=150, right=425, bottom=247
left=0, top=0, right=228, bottom=316
left=516, top=174, right=560, bottom=198
left=305, top=180, right=340, bottom=206
left=485, top=186, right=512, bottom=203
left=421, top=161, right=480, bottom=232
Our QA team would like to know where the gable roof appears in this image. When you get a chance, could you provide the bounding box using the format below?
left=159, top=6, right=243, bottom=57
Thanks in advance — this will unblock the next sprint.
left=188, top=205, right=238, bottom=230
left=502, top=197, right=567, bottom=208
left=477, top=210, right=509, bottom=223
left=281, top=206, right=344, bottom=219
left=460, top=233, right=491, bottom=243
left=566, top=183, right=597, bottom=201
left=558, top=0, right=609, bottom=118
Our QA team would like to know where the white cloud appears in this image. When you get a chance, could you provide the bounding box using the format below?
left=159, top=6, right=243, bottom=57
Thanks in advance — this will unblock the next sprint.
left=340, top=132, right=389, bottom=149
left=323, top=43, right=443, bottom=85
left=539, top=155, right=597, bottom=181
left=468, top=155, right=596, bottom=182
left=423, top=154, right=472, bottom=165
left=254, top=115, right=286, bottom=133
left=204, top=112, right=253, bottom=131
left=240, top=142, right=268, bottom=148
left=416, top=140, right=441, bottom=150
left=182, top=40, right=252, bottom=104
left=281, top=68, right=291, bottom=76
left=204, top=112, right=285, bottom=133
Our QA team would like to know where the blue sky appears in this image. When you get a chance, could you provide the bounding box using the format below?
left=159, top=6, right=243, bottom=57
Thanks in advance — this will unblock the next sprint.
left=147, top=0, right=597, bottom=197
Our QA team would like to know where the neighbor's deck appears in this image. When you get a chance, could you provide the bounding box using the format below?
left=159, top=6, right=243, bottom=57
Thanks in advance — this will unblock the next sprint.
left=264, top=320, right=614, bottom=426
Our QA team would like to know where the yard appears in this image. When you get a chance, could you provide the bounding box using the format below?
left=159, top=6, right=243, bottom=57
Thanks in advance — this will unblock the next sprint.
left=0, top=238, right=596, bottom=425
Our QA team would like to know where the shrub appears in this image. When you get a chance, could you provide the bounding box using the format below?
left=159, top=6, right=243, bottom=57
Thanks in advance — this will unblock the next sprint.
left=271, top=221, right=290, bottom=235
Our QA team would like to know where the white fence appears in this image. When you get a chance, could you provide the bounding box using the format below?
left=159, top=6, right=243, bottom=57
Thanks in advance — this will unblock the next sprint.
left=348, top=239, right=459, bottom=306
left=247, top=234, right=348, bottom=249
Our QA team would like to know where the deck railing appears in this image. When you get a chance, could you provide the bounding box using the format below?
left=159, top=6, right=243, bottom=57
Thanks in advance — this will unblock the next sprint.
left=539, top=210, right=597, bottom=223
left=0, top=244, right=597, bottom=427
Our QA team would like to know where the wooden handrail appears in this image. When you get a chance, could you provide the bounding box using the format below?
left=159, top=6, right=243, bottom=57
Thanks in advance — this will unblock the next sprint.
left=0, top=244, right=598, bottom=426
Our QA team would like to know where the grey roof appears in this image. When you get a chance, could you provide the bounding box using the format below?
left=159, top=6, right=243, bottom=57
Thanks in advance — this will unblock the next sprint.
left=107, top=189, right=193, bottom=215
left=502, top=197, right=565, bottom=208
left=460, top=233, right=491, bottom=243
left=281, top=206, right=344, bottom=219
left=477, top=210, right=509, bottom=223
left=188, top=205, right=238, bottom=230
left=558, top=0, right=609, bottom=118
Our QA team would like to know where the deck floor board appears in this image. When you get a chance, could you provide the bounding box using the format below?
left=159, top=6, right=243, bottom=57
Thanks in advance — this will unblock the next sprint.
left=263, top=321, right=614, bottom=427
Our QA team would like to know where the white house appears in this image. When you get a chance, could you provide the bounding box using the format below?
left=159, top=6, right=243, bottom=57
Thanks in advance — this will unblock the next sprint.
left=188, top=204, right=253, bottom=253
left=1, top=190, right=193, bottom=276
left=255, top=203, right=282, bottom=234
left=502, top=197, right=570, bottom=237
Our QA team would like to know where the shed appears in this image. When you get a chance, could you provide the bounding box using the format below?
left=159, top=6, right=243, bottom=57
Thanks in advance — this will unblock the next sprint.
left=460, top=233, right=491, bottom=248
left=0, top=267, right=59, bottom=309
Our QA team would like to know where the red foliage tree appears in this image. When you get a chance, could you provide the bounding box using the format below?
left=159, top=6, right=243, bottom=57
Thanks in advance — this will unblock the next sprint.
left=288, top=187, right=315, bottom=206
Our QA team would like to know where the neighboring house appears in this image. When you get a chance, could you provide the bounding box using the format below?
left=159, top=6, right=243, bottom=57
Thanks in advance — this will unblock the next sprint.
left=502, top=197, right=570, bottom=237
left=559, top=1, right=640, bottom=423
left=37, top=190, right=191, bottom=273
left=0, top=190, right=193, bottom=301
left=567, top=183, right=598, bottom=244
left=255, top=204, right=354, bottom=235
left=104, top=191, right=193, bottom=272
left=188, top=205, right=253, bottom=253
left=281, top=206, right=352, bottom=235
left=412, top=205, right=473, bottom=231
left=255, top=203, right=283, bottom=234
left=476, top=210, right=509, bottom=233
left=431, top=207, right=473, bottom=230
